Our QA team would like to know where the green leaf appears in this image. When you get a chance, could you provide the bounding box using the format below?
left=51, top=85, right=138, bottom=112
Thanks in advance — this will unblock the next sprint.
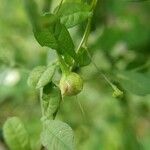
left=34, top=28, right=58, bottom=49
left=117, top=71, right=150, bottom=96
left=55, top=2, right=92, bottom=28
left=54, top=22, right=76, bottom=59
left=28, top=65, right=56, bottom=89
left=3, top=117, right=31, bottom=150
left=77, top=47, right=91, bottom=67
left=33, top=13, right=77, bottom=60
left=27, top=66, right=46, bottom=88
left=33, top=14, right=58, bottom=49
left=41, top=83, right=61, bottom=120
left=36, top=64, right=56, bottom=89
left=41, top=120, right=74, bottom=150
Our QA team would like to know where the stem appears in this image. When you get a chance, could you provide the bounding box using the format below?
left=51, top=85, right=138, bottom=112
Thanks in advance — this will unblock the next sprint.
left=40, top=88, right=44, bottom=117
left=76, top=0, right=98, bottom=53
left=55, top=0, right=64, bottom=14
left=76, top=18, right=91, bottom=53
left=86, top=49, right=123, bottom=96
left=57, top=52, right=70, bottom=75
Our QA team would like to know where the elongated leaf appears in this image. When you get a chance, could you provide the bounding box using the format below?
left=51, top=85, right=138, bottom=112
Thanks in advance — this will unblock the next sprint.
left=34, top=28, right=58, bottom=49
left=36, top=65, right=56, bottom=89
left=41, top=83, right=61, bottom=120
left=33, top=14, right=58, bottom=49
left=117, top=71, right=150, bottom=96
left=41, top=120, right=74, bottom=150
left=27, top=66, right=46, bottom=88
left=54, top=22, right=76, bottom=59
left=55, top=2, right=92, bottom=28
left=3, top=117, right=31, bottom=150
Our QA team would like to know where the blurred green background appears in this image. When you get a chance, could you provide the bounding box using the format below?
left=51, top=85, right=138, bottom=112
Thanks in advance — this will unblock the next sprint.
left=0, top=0, right=150, bottom=150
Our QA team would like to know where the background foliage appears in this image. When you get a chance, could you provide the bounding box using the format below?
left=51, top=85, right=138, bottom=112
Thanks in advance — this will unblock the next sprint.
left=0, top=0, right=150, bottom=150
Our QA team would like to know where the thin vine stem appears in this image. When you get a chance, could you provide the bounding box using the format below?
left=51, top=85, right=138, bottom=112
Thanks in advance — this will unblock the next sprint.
left=77, top=0, right=97, bottom=53
left=54, top=0, right=64, bottom=14
left=85, top=49, right=123, bottom=95
left=56, top=52, right=70, bottom=75
left=76, top=0, right=123, bottom=96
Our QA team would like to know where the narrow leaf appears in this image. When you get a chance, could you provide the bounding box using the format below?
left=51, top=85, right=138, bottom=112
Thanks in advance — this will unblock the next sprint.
left=3, top=117, right=31, bottom=150
left=33, top=14, right=58, bottom=49
left=54, top=22, right=76, bottom=59
left=41, top=120, right=74, bottom=150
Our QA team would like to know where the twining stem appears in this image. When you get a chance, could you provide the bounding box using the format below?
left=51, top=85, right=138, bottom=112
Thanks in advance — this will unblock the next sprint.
left=76, top=0, right=123, bottom=96
left=85, top=49, right=123, bottom=97
left=77, top=0, right=97, bottom=52
left=54, top=0, right=64, bottom=14
left=76, top=18, right=91, bottom=53
left=40, top=88, right=44, bottom=117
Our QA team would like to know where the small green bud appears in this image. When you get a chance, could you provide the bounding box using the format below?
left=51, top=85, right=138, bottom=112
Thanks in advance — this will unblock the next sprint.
left=59, top=72, right=83, bottom=96
left=112, top=86, right=123, bottom=98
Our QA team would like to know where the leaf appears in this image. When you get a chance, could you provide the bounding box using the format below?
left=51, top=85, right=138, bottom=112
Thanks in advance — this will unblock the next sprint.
left=41, top=83, right=61, bottom=120
left=36, top=64, right=56, bottom=89
left=41, top=120, right=74, bottom=150
left=28, top=65, right=56, bottom=89
left=34, top=28, right=58, bottom=49
left=33, top=14, right=58, bottom=49
left=55, top=2, right=92, bottom=28
left=3, top=117, right=31, bottom=150
left=33, top=13, right=77, bottom=60
left=54, top=22, right=76, bottom=59
left=77, top=47, right=91, bottom=67
left=117, top=71, right=150, bottom=96
left=27, top=66, right=46, bottom=88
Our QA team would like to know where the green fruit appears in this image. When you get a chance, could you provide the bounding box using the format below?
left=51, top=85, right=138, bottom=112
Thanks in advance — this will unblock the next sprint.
left=59, top=72, right=83, bottom=96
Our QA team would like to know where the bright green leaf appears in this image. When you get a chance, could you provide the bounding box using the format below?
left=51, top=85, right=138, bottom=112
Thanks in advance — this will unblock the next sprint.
left=36, top=64, right=56, bottom=89
left=55, top=2, right=92, bottom=28
left=33, top=14, right=58, bottom=49
left=34, top=28, right=58, bottom=49
left=41, top=83, right=61, bottom=120
left=41, top=120, right=74, bottom=150
left=27, top=66, right=46, bottom=88
left=3, top=117, right=31, bottom=150
left=33, top=13, right=77, bottom=60
left=54, top=22, right=76, bottom=59
left=117, top=71, right=150, bottom=96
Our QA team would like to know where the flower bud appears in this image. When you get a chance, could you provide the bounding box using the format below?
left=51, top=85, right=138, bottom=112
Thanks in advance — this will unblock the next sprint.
left=59, top=72, right=83, bottom=96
